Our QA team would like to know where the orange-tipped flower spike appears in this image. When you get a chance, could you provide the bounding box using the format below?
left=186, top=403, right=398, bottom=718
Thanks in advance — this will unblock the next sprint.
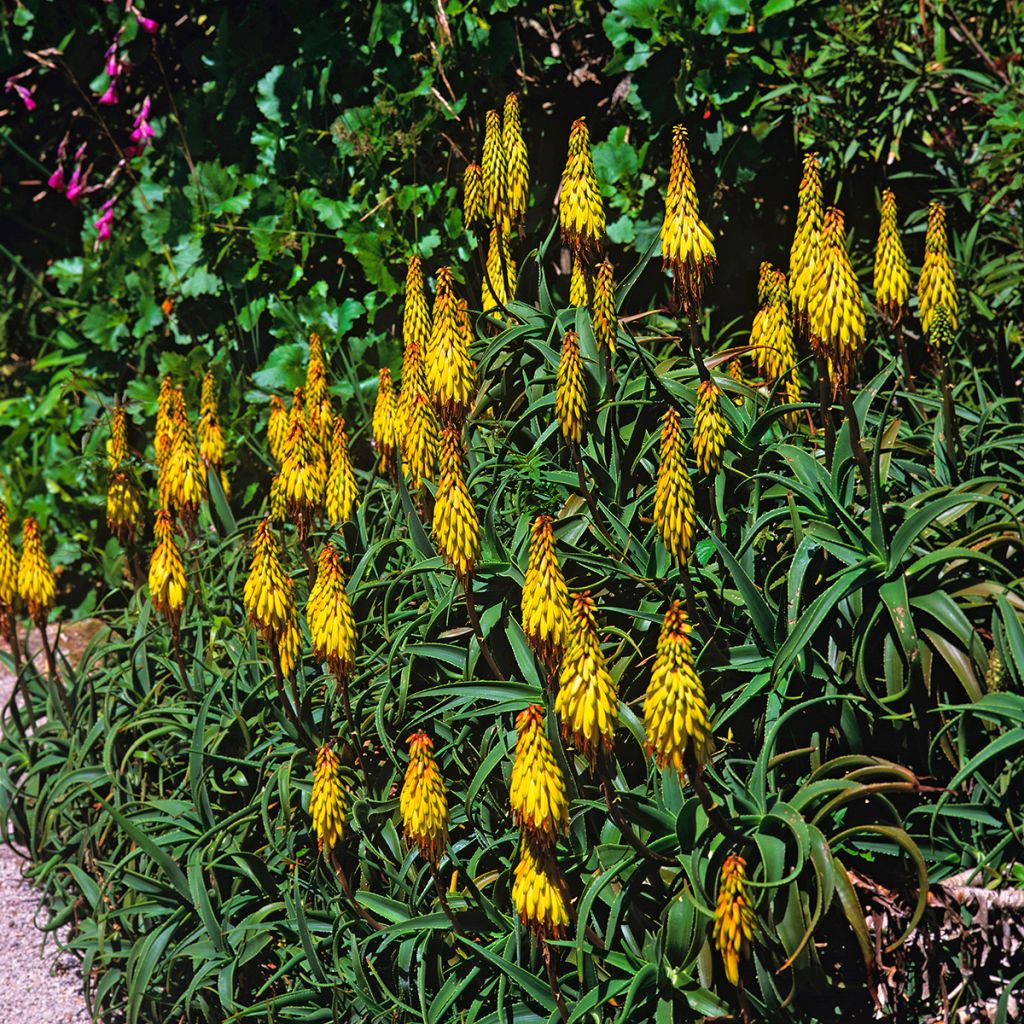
left=512, top=841, right=570, bottom=939
left=808, top=207, right=866, bottom=391
left=433, top=425, right=480, bottom=583
left=307, top=541, right=357, bottom=681
left=159, top=391, right=206, bottom=526
left=918, top=200, right=958, bottom=333
left=789, top=152, right=824, bottom=329
left=660, top=126, right=716, bottom=313
left=268, top=396, right=289, bottom=464
left=463, top=163, right=484, bottom=230
left=503, top=93, right=529, bottom=225
left=653, top=407, right=696, bottom=565
left=559, top=117, right=605, bottom=265
left=555, top=328, right=587, bottom=444
left=0, top=502, right=18, bottom=631
left=304, top=332, right=329, bottom=415
left=108, top=403, right=129, bottom=470
left=692, top=380, right=730, bottom=476
left=325, top=417, right=358, bottom=526
left=712, top=853, right=755, bottom=985
left=372, top=368, right=400, bottom=475
left=107, top=470, right=143, bottom=545
left=310, top=744, right=346, bottom=853
left=873, top=189, right=910, bottom=326
left=644, top=601, right=711, bottom=780
left=426, top=268, right=476, bottom=423
left=198, top=370, right=226, bottom=478
left=482, top=109, right=509, bottom=231
left=510, top=705, right=569, bottom=843
left=400, top=731, right=449, bottom=863
left=592, top=258, right=617, bottom=355
left=521, top=514, right=571, bottom=674
left=280, top=412, right=326, bottom=540
left=555, top=592, right=617, bottom=765
left=17, top=517, right=56, bottom=627
left=403, top=256, right=432, bottom=373
left=148, top=509, right=186, bottom=631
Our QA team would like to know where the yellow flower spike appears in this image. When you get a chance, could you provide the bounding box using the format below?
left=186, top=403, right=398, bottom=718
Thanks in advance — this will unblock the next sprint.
left=510, top=704, right=569, bottom=843
left=402, top=256, right=432, bottom=380
left=692, top=380, right=731, bottom=476
left=555, top=328, right=587, bottom=444
left=148, top=508, right=186, bottom=631
left=521, top=514, right=572, bottom=674
left=243, top=517, right=299, bottom=673
left=269, top=473, right=287, bottom=523
left=276, top=613, right=302, bottom=679
left=0, top=502, right=18, bottom=622
left=644, top=601, right=711, bottom=780
left=325, top=416, right=358, bottom=527
left=106, top=469, right=143, bottom=545
left=756, top=259, right=774, bottom=308
left=789, top=152, right=824, bottom=328
left=18, top=516, right=57, bottom=627
left=154, top=376, right=176, bottom=470
left=304, top=332, right=329, bottom=415
left=569, top=257, right=589, bottom=308
left=559, top=117, right=605, bottom=265
left=310, top=744, right=346, bottom=853
left=482, top=225, right=516, bottom=313
left=502, top=93, right=529, bottom=225
left=372, top=367, right=400, bottom=476
left=400, top=731, right=449, bottom=864
left=306, top=541, right=357, bottom=682
left=482, top=108, right=509, bottom=231
left=918, top=200, right=958, bottom=333
left=426, top=268, right=476, bottom=423
left=660, top=125, right=716, bottom=313
left=927, top=304, right=955, bottom=350
left=267, top=396, right=289, bottom=465
left=712, top=854, right=755, bottom=986
left=463, top=163, right=485, bottom=230
left=591, top=258, right=617, bottom=355
left=198, top=370, right=226, bottom=478
left=653, top=407, right=696, bottom=565
left=404, top=392, right=439, bottom=490
left=808, top=206, right=866, bottom=391
left=158, top=392, right=206, bottom=525
left=108, top=403, right=129, bottom=470
left=555, top=591, right=617, bottom=765
left=873, top=189, right=910, bottom=326
left=512, top=840, right=570, bottom=939
left=280, top=412, right=326, bottom=539
left=750, top=268, right=801, bottom=424
left=433, top=425, right=480, bottom=584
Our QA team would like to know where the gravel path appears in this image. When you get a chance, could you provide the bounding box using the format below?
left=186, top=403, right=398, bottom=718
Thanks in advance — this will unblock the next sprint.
left=0, top=626, right=95, bottom=1024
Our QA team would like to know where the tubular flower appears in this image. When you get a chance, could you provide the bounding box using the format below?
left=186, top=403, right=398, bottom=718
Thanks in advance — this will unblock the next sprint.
left=692, top=381, right=731, bottom=476
left=482, top=225, right=516, bottom=312
left=503, top=93, right=529, bottom=225
left=310, top=744, right=346, bottom=853
left=17, top=517, right=56, bottom=626
left=559, top=117, right=605, bottom=264
left=433, top=426, right=480, bottom=583
left=569, top=258, right=589, bottom=308
left=148, top=509, right=186, bottom=630
left=198, top=370, right=226, bottom=476
left=267, top=396, right=289, bottom=464
left=325, top=417, right=358, bottom=526
left=756, top=259, right=774, bottom=307
left=159, top=397, right=206, bottom=524
left=653, top=407, right=696, bottom=565
left=426, top=268, right=476, bottom=422
left=463, top=163, right=485, bottom=230
left=400, top=731, right=449, bottom=863
left=304, top=332, right=329, bottom=414
left=712, top=854, right=755, bottom=986
left=154, top=376, right=176, bottom=469
left=108, top=403, right=129, bottom=470
left=918, top=201, right=958, bottom=333
left=644, top=602, right=711, bottom=779
left=555, top=329, right=588, bottom=444
left=510, top=705, right=569, bottom=843
left=400, top=255, right=433, bottom=434
left=306, top=541, right=357, bottom=680
left=398, top=340, right=428, bottom=442
left=750, top=268, right=801, bottom=422
left=482, top=108, right=508, bottom=231
left=280, top=415, right=326, bottom=538
left=873, top=189, right=909, bottom=325
left=0, top=502, right=18, bottom=627
left=927, top=304, right=955, bottom=350
left=269, top=473, right=287, bottom=523
left=521, top=514, right=571, bottom=673
left=372, top=368, right=400, bottom=475
left=107, top=470, right=143, bottom=544
left=807, top=206, right=866, bottom=391
left=512, top=842, right=569, bottom=939
left=592, top=258, right=617, bottom=355
left=277, top=614, right=302, bottom=679
left=660, top=125, right=716, bottom=312
left=243, top=517, right=299, bottom=672
left=789, top=152, right=823, bottom=327
left=404, top=393, right=439, bottom=490
left=555, top=592, right=617, bottom=764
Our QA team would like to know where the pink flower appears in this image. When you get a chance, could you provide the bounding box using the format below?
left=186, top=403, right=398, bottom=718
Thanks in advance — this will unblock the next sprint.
left=98, top=80, right=119, bottom=106
left=126, top=1, right=159, bottom=33
left=4, top=74, right=36, bottom=111
left=47, top=166, right=65, bottom=191
left=12, top=83, right=35, bottom=110
left=66, top=164, right=87, bottom=204
left=94, top=198, right=116, bottom=248
left=129, top=95, right=154, bottom=149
